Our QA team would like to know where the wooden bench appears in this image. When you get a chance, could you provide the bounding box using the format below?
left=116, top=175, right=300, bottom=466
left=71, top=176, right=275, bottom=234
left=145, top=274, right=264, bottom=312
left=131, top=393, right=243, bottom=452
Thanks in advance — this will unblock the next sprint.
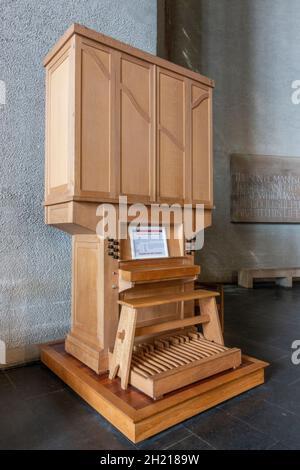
left=238, top=267, right=300, bottom=288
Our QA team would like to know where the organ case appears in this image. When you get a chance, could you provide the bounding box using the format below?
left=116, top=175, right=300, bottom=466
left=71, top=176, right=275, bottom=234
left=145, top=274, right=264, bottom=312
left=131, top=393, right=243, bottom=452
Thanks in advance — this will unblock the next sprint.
left=41, top=24, right=267, bottom=442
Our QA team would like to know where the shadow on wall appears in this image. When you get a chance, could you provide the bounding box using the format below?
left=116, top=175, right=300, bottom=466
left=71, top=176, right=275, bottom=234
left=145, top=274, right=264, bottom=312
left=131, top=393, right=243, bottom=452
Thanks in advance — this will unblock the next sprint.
left=157, top=0, right=300, bottom=282
left=158, top=0, right=203, bottom=69
left=158, top=0, right=255, bottom=148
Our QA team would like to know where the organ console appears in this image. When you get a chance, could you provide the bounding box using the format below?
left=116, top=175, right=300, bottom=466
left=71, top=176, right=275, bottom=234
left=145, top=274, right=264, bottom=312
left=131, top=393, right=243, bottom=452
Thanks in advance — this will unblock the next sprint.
left=40, top=24, right=267, bottom=443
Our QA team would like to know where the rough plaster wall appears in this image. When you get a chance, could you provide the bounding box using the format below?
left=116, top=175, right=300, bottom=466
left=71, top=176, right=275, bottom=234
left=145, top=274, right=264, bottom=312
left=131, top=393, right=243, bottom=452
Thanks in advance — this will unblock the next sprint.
left=165, top=0, right=300, bottom=281
left=0, top=0, right=157, bottom=349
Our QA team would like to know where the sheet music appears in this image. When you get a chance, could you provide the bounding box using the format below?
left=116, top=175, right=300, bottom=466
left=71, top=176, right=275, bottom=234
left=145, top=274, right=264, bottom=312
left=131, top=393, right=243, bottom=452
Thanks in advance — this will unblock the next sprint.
left=129, top=226, right=169, bottom=259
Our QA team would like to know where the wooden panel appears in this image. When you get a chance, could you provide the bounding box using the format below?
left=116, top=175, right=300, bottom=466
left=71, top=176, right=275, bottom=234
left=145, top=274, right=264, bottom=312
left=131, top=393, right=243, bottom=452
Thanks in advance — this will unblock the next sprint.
left=72, top=236, right=102, bottom=348
left=119, top=55, right=155, bottom=202
left=157, top=68, right=186, bottom=202
left=45, top=41, right=73, bottom=202
left=78, top=39, right=116, bottom=198
left=45, top=202, right=73, bottom=225
left=190, top=82, right=212, bottom=205
left=66, top=235, right=119, bottom=373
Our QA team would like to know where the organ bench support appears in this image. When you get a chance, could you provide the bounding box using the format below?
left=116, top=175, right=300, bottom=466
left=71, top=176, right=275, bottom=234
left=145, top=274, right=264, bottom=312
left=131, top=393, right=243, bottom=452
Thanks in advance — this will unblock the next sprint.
left=40, top=24, right=267, bottom=443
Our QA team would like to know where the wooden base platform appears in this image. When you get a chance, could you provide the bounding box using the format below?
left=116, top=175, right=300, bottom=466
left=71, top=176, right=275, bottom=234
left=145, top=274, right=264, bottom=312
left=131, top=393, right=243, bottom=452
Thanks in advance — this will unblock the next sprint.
left=40, top=341, right=268, bottom=443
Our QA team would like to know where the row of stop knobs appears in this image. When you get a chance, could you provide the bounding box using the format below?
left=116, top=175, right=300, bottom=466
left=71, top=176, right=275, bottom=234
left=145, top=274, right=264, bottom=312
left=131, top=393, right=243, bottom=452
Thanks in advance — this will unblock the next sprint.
left=185, top=237, right=197, bottom=255
left=107, top=239, right=120, bottom=259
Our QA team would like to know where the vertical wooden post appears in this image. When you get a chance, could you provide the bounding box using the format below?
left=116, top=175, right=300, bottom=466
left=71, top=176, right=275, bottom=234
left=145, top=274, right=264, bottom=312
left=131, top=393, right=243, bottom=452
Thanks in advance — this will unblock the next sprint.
left=200, top=297, right=224, bottom=345
left=109, top=306, right=138, bottom=389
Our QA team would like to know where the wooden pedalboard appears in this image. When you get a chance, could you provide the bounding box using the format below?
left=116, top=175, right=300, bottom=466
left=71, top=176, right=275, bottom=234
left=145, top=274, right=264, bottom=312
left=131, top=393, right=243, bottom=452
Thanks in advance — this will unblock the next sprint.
left=41, top=341, right=268, bottom=443
left=128, top=332, right=241, bottom=399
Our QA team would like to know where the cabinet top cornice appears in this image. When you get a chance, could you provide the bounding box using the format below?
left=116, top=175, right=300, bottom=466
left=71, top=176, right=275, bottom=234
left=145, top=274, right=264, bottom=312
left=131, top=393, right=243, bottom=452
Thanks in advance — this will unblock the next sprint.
left=43, top=23, right=215, bottom=88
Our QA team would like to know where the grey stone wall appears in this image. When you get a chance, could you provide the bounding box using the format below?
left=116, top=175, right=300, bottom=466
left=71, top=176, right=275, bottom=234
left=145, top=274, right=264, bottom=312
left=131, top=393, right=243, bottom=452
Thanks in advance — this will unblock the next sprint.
left=164, top=0, right=300, bottom=281
left=0, top=0, right=157, bottom=351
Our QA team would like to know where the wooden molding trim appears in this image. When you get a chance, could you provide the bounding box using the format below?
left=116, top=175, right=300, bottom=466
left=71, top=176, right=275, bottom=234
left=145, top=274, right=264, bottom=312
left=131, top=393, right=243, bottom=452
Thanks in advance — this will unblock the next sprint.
left=87, top=48, right=111, bottom=80
left=121, top=83, right=151, bottom=123
left=192, top=93, right=209, bottom=109
left=159, top=124, right=185, bottom=152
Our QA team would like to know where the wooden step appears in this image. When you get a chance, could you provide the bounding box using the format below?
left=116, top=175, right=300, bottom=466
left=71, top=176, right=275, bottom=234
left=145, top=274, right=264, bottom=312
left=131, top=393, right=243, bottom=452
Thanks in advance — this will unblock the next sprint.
left=135, top=314, right=210, bottom=337
left=118, top=289, right=219, bottom=309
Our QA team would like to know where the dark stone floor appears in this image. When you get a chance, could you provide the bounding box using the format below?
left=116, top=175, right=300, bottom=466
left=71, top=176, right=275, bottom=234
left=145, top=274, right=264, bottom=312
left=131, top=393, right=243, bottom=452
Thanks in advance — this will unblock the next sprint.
left=1, top=284, right=300, bottom=450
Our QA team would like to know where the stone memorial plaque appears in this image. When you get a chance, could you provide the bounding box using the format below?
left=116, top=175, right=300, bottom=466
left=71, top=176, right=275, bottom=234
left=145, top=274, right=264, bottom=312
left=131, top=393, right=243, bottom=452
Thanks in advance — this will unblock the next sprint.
left=231, top=154, right=300, bottom=223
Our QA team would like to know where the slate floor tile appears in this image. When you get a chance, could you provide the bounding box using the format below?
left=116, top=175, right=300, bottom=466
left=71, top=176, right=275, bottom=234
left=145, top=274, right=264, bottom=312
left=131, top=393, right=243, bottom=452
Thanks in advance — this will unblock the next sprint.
left=137, top=425, right=192, bottom=450
left=0, top=371, right=13, bottom=390
left=0, top=371, right=10, bottom=386
left=220, top=394, right=300, bottom=449
left=0, top=387, right=134, bottom=450
left=267, top=355, right=300, bottom=385
left=166, top=434, right=214, bottom=450
left=267, top=329, right=300, bottom=352
left=250, top=379, right=300, bottom=418
left=267, top=441, right=292, bottom=450
left=183, top=407, right=276, bottom=450
left=224, top=332, right=286, bottom=363
left=226, top=318, right=299, bottom=348
left=6, top=363, right=65, bottom=399
left=35, top=414, right=136, bottom=450
left=0, top=394, right=42, bottom=449
left=0, top=374, right=17, bottom=404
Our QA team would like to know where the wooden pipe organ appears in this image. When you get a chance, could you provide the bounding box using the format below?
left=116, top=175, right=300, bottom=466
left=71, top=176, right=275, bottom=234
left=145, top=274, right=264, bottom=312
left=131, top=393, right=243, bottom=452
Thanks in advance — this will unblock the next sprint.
left=42, top=25, right=266, bottom=440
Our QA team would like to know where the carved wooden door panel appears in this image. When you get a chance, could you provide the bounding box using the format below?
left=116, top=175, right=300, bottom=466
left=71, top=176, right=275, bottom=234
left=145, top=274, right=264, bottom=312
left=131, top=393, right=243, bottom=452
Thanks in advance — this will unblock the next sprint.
left=118, top=53, right=155, bottom=203
left=189, top=80, right=213, bottom=206
left=157, top=67, right=186, bottom=204
left=45, top=40, right=74, bottom=205
left=76, top=37, right=117, bottom=200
